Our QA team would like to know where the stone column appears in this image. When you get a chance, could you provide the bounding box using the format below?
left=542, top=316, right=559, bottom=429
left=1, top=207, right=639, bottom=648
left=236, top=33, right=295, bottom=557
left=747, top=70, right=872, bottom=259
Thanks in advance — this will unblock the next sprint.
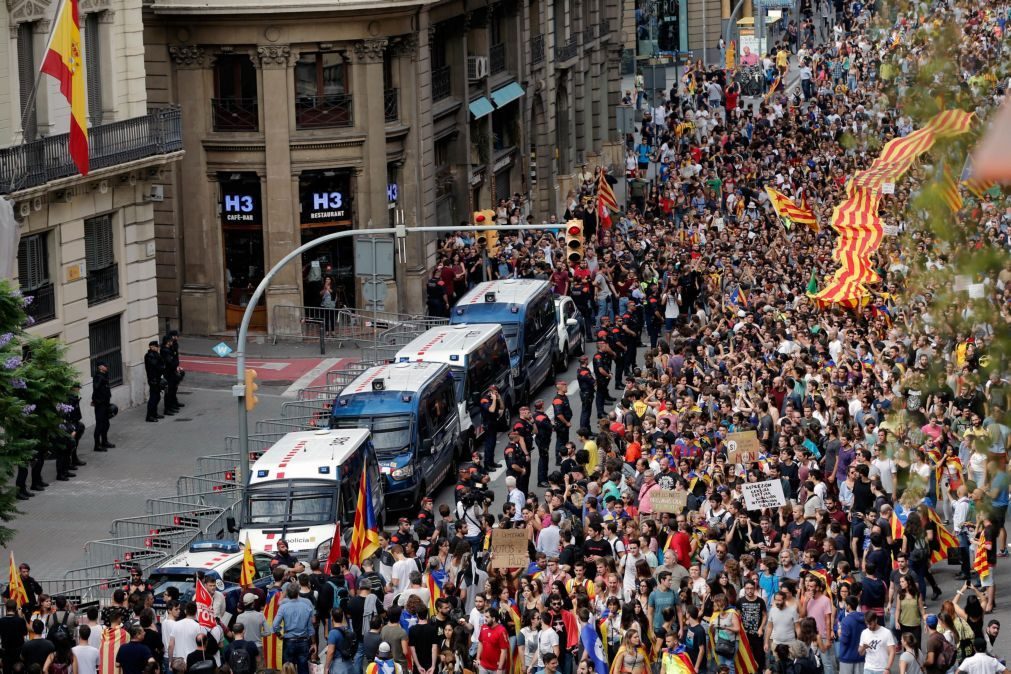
left=170, top=45, right=223, bottom=334
left=256, top=45, right=301, bottom=329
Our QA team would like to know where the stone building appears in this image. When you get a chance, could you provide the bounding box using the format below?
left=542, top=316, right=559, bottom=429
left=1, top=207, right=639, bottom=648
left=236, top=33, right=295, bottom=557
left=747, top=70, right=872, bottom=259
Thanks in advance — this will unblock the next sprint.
left=1, top=0, right=182, bottom=423
left=143, top=0, right=623, bottom=334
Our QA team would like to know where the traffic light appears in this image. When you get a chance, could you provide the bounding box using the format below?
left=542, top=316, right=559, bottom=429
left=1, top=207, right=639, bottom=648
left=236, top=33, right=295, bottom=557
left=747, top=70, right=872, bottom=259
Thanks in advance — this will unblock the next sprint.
left=474, top=210, right=498, bottom=255
left=244, top=368, right=259, bottom=412
left=565, top=219, right=584, bottom=263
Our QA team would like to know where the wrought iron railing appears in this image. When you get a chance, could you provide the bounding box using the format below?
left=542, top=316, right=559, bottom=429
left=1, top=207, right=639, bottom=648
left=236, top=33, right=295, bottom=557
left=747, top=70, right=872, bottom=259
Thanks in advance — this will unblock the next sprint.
left=432, top=65, right=452, bottom=102
left=584, top=24, right=597, bottom=43
left=531, top=34, right=545, bottom=65
left=555, top=36, right=579, bottom=61
left=0, top=107, right=183, bottom=194
left=384, top=89, right=399, bottom=123
left=87, top=265, right=120, bottom=306
left=25, top=282, right=56, bottom=324
left=295, top=94, right=354, bottom=129
left=490, top=43, right=507, bottom=75
left=211, top=97, right=259, bottom=132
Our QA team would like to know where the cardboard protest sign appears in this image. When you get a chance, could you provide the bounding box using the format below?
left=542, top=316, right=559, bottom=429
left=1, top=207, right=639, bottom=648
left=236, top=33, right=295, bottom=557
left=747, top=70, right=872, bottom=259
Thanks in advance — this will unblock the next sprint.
left=726, top=430, right=761, bottom=465
left=490, top=528, right=530, bottom=569
left=651, top=489, right=688, bottom=513
left=742, top=479, right=787, bottom=510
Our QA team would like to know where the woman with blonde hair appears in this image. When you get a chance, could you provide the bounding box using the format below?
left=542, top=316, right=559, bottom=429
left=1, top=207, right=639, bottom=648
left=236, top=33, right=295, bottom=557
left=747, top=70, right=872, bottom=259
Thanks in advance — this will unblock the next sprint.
left=610, top=628, right=650, bottom=674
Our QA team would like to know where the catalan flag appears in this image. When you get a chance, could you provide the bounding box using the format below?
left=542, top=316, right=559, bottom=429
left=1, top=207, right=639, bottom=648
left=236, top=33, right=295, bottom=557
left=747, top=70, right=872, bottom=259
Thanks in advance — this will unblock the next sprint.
left=597, top=169, right=618, bottom=212
left=7, top=553, right=27, bottom=608
left=98, top=625, right=129, bottom=674
left=973, top=537, right=991, bottom=581
left=262, top=590, right=283, bottom=668
left=239, top=534, right=256, bottom=588
left=707, top=609, right=759, bottom=674
left=728, top=286, right=749, bottom=309
left=924, top=508, right=959, bottom=566
left=662, top=646, right=697, bottom=674
left=40, top=0, right=89, bottom=175
left=426, top=570, right=445, bottom=616
left=939, top=165, right=963, bottom=213
left=890, top=510, right=905, bottom=541
left=765, top=186, right=819, bottom=230
left=348, top=464, right=380, bottom=565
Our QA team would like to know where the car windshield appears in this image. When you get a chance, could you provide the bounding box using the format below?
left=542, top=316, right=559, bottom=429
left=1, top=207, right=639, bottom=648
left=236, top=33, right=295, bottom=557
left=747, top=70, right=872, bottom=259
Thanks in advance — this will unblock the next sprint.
left=247, top=486, right=334, bottom=525
left=148, top=574, right=195, bottom=599
left=331, top=415, right=411, bottom=456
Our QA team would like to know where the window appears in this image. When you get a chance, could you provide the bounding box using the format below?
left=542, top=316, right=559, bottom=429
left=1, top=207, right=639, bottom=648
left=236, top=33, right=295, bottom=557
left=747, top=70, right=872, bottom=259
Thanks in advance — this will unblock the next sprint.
left=89, top=315, right=123, bottom=386
left=17, top=23, right=37, bottom=140
left=213, top=55, right=258, bottom=131
left=295, top=52, right=347, bottom=97
left=84, top=13, right=103, bottom=126
left=84, top=214, right=119, bottom=305
left=424, top=378, right=455, bottom=432
left=17, top=233, right=55, bottom=325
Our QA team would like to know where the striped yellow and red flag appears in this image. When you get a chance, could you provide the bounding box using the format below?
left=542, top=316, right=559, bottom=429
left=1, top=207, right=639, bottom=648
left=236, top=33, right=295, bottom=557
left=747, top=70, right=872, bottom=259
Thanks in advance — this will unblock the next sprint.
left=939, top=165, right=963, bottom=212
left=262, top=590, right=283, bottom=668
left=973, top=537, right=991, bottom=580
left=98, top=626, right=129, bottom=674
left=924, top=508, right=959, bottom=566
left=765, top=186, right=818, bottom=230
left=239, top=534, right=256, bottom=588
left=963, top=175, right=996, bottom=199
left=597, top=169, right=618, bottom=212
left=40, top=0, right=88, bottom=175
left=348, top=464, right=381, bottom=565
left=7, top=553, right=28, bottom=608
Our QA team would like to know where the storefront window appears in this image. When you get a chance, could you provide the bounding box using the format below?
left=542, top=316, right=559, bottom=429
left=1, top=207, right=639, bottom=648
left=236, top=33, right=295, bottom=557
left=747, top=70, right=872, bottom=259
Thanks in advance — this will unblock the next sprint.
left=219, top=173, right=265, bottom=325
left=299, top=170, right=354, bottom=309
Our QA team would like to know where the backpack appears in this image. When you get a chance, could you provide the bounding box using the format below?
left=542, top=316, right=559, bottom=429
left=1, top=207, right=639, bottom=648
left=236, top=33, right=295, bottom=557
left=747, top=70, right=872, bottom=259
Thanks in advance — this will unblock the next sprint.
left=910, top=536, right=929, bottom=564
left=47, top=612, right=71, bottom=642
left=937, top=634, right=957, bottom=671
left=954, top=618, right=975, bottom=663
left=327, top=581, right=350, bottom=612
left=229, top=646, right=253, bottom=674
left=334, top=626, right=357, bottom=660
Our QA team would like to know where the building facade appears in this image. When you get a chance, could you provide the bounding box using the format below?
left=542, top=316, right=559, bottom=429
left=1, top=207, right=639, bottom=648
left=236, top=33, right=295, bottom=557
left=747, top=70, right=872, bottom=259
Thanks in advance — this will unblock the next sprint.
left=143, top=0, right=622, bottom=334
left=1, top=0, right=182, bottom=423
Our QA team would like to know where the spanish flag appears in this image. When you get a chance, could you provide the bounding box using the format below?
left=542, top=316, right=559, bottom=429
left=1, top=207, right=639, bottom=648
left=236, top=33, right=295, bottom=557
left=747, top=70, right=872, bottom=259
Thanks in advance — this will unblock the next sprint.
left=40, top=0, right=88, bottom=175
left=7, top=553, right=28, bottom=607
left=239, top=534, right=256, bottom=588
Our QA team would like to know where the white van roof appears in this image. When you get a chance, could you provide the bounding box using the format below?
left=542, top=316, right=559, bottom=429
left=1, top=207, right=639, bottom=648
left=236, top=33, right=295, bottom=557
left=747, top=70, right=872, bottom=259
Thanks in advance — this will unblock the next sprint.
left=394, top=324, right=503, bottom=364
left=250, top=428, right=369, bottom=484
left=455, top=279, right=550, bottom=307
left=342, top=361, right=448, bottom=395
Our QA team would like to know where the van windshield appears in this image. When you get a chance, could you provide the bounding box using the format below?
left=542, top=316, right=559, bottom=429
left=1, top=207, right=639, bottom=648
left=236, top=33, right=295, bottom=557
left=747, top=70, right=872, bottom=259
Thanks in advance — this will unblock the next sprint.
left=331, top=415, right=411, bottom=457
left=247, top=485, right=335, bottom=526
left=500, top=323, right=520, bottom=353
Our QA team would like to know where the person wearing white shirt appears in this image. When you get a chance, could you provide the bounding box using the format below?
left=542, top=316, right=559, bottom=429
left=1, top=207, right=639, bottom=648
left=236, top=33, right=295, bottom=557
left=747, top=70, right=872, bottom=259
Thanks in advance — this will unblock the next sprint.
left=73, top=628, right=100, bottom=674
left=871, top=446, right=898, bottom=496
left=506, top=476, right=526, bottom=522
left=468, top=595, right=488, bottom=652
left=618, top=540, right=646, bottom=601
left=858, top=612, right=897, bottom=674
left=957, top=638, right=1006, bottom=674
left=389, top=546, right=417, bottom=594
left=536, top=512, right=562, bottom=559
left=168, top=605, right=206, bottom=663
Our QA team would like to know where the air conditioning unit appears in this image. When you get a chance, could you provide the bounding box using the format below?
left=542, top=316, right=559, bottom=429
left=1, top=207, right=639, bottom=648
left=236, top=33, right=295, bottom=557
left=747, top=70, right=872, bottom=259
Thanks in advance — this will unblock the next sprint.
left=468, top=56, right=489, bottom=80
left=146, top=185, right=165, bottom=202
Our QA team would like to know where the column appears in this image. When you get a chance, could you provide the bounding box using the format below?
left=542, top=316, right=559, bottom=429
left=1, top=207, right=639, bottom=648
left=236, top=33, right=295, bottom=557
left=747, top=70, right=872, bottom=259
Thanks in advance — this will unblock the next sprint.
left=170, top=45, right=223, bottom=334
left=256, top=45, right=301, bottom=327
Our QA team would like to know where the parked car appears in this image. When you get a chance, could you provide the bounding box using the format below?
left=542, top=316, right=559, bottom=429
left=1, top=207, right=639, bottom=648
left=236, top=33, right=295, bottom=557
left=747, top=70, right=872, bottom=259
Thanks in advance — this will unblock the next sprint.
left=148, top=540, right=273, bottom=613
left=553, top=296, right=584, bottom=370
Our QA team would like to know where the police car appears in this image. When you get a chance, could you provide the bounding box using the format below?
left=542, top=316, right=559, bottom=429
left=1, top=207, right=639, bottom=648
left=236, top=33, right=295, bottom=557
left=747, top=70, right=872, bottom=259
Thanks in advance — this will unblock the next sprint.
left=554, top=296, right=585, bottom=370
left=148, top=541, right=273, bottom=612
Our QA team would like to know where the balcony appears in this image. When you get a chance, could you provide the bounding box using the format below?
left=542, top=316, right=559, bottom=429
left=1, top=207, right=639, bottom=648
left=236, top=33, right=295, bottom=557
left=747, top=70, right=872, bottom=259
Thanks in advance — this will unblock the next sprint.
left=212, top=97, right=259, bottom=132
left=432, top=65, right=452, bottom=102
left=490, top=43, right=507, bottom=75
left=295, top=94, right=354, bottom=129
left=584, top=24, right=597, bottom=44
left=0, top=107, right=183, bottom=195
left=384, top=89, right=399, bottom=123
left=555, top=36, right=579, bottom=62
left=24, top=283, right=56, bottom=325
left=599, top=20, right=610, bottom=37
left=86, top=265, right=120, bottom=307
left=531, top=35, right=545, bottom=65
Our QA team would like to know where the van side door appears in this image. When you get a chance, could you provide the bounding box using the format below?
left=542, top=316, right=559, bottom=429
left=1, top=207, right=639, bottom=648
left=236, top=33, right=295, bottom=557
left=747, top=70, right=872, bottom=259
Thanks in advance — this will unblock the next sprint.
left=421, top=378, right=457, bottom=488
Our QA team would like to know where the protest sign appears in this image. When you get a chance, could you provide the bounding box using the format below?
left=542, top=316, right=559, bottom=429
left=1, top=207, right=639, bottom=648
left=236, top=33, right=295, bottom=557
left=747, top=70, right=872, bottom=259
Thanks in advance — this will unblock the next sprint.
left=490, top=528, right=530, bottom=569
left=742, top=480, right=787, bottom=510
left=651, top=489, right=688, bottom=513
left=726, top=430, right=761, bottom=465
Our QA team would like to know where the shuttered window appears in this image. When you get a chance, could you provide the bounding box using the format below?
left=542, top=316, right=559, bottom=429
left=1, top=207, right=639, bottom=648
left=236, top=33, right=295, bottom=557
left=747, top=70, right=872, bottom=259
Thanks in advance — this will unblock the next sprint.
left=84, top=13, right=103, bottom=126
left=84, top=214, right=115, bottom=271
left=17, top=234, right=49, bottom=291
left=89, top=315, right=123, bottom=386
left=17, top=23, right=37, bottom=141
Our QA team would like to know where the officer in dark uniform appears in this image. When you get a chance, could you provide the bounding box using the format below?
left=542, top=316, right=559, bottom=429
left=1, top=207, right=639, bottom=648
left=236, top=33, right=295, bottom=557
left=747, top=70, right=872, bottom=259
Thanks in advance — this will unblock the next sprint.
left=551, top=381, right=573, bottom=459
left=426, top=267, right=449, bottom=317
left=512, top=407, right=535, bottom=460
left=503, top=430, right=530, bottom=494
left=620, top=306, right=640, bottom=378
left=144, top=340, right=164, bottom=423
left=646, top=292, right=664, bottom=348
left=609, top=322, right=628, bottom=384
left=66, top=382, right=86, bottom=468
left=92, top=361, right=114, bottom=451
left=479, top=386, right=503, bottom=469
left=576, top=355, right=595, bottom=431
left=161, top=334, right=181, bottom=415
left=532, top=401, right=554, bottom=487
left=593, top=338, right=613, bottom=418
left=168, top=330, right=186, bottom=408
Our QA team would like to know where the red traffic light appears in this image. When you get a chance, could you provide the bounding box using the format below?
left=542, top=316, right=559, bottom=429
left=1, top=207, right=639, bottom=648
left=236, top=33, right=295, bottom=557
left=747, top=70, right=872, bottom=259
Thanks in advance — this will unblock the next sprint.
left=568, top=225, right=581, bottom=235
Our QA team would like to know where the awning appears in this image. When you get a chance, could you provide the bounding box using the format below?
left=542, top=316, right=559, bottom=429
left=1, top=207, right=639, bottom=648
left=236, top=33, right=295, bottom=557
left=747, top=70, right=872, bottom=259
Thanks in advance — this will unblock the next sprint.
left=469, top=97, right=494, bottom=119
left=490, top=82, right=525, bottom=108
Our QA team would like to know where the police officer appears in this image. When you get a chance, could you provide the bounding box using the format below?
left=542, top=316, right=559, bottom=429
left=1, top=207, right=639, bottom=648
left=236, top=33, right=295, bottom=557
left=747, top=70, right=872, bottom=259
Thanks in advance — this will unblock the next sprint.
left=479, top=386, right=503, bottom=469
left=66, top=382, right=86, bottom=468
left=426, top=265, right=449, bottom=317
left=161, top=334, right=181, bottom=415
left=503, top=430, right=530, bottom=494
left=593, top=338, right=613, bottom=418
left=576, top=355, right=595, bottom=431
left=551, top=381, right=573, bottom=459
left=646, top=292, right=664, bottom=348
left=620, top=306, right=640, bottom=378
left=144, top=340, right=164, bottom=423
left=92, top=361, right=114, bottom=451
left=609, top=321, right=628, bottom=384
left=532, top=401, right=554, bottom=487
left=512, top=407, right=535, bottom=458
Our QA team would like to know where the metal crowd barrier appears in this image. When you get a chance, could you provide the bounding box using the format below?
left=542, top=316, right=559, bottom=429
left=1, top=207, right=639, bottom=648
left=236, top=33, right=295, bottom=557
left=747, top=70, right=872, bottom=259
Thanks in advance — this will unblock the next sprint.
left=270, top=305, right=446, bottom=349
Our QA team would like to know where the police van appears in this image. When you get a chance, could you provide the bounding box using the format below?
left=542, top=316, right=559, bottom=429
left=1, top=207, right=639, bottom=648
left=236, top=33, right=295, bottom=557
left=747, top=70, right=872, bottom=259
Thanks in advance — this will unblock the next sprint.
left=449, top=279, right=558, bottom=404
left=239, top=428, right=382, bottom=561
left=394, top=324, right=513, bottom=457
left=329, top=362, right=459, bottom=511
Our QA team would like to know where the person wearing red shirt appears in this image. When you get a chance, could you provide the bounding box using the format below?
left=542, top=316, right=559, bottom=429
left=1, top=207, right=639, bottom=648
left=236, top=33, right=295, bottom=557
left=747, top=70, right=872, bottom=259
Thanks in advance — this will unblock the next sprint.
left=476, top=609, right=509, bottom=674
left=669, top=521, right=693, bottom=568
